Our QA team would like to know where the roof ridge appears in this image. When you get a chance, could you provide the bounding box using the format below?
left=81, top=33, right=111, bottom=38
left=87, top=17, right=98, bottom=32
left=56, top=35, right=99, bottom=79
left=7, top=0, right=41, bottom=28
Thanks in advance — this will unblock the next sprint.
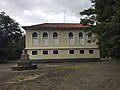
left=23, top=23, right=89, bottom=28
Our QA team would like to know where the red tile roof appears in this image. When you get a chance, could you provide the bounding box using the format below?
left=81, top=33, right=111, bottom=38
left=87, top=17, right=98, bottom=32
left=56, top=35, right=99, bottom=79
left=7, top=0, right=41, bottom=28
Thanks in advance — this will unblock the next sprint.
left=23, top=23, right=89, bottom=30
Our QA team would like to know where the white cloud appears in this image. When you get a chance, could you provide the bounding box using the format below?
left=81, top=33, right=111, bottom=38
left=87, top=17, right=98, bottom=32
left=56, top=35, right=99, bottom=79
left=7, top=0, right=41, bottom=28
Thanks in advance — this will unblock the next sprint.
left=0, top=0, right=92, bottom=26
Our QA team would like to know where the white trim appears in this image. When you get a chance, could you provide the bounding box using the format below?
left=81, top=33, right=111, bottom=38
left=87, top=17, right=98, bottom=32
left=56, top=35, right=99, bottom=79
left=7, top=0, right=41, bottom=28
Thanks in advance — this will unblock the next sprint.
left=31, top=31, right=39, bottom=46
left=88, top=49, right=94, bottom=54
left=42, top=31, right=49, bottom=46
left=87, top=32, right=94, bottom=45
left=42, top=50, right=49, bottom=55
left=31, top=50, right=38, bottom=55
left=78, top=31, right=84, bottom=45
left=52, top=32, right=60, bottom=45
left=68, top=31, right=75, bottom=45
left=79, top=49, right=85, bottom=54
left=52, top=49, right=59, bottom=55
left=26, top=47, right=99, bottom=50
left=68, top=49, right=75, bottom=55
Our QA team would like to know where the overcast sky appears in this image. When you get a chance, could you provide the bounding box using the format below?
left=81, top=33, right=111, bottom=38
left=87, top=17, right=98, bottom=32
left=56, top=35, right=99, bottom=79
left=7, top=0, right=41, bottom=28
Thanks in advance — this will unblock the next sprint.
left=0, top=0, right=92, bottom=26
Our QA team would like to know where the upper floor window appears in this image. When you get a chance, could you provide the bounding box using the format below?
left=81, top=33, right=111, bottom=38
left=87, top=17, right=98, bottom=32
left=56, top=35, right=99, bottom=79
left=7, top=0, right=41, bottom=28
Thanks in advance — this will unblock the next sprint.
left=43, top=32, right=48, bottom=37
left=32, top=32, right=38, bottom=45
left=88, top=32, right=94, bottom=45
left=88, top=32, right=92, bottom=38
left=79, top=32, right=84, bottom=45
left=43, top=32, right=48, bottom=45
left=69, top=32, right=74, bottom=45
left=32, top=32, right=37, bottom=37
left=53, top=32, right=59, bottom=45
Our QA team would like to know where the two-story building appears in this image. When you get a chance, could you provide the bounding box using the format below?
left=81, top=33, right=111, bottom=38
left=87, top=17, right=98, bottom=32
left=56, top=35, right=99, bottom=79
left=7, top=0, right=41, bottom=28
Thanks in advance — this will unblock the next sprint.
left=23, top=23, right=100, bottom=62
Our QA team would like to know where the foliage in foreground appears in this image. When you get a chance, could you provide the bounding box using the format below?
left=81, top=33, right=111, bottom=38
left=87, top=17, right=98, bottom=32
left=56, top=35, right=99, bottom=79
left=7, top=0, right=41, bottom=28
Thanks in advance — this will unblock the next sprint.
left=80, top=0, right=120, bottom=59
left=0, top=12, right=25, bottom=61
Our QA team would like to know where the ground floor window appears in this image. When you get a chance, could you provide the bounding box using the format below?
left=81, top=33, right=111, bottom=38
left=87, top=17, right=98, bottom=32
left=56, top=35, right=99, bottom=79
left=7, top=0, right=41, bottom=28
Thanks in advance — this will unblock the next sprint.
left=69, top=50, right=74, bottom=54
left=32, top=51, right=37, bottom=55
left=89, top=50, right=94, bottom=54
left=31, top=49, right=95, bottom=56
left=80, top=50, right=84, bottom=54
left=43, top=50, right=48, bottom=55
left=53, top=50, right=58, bottom=54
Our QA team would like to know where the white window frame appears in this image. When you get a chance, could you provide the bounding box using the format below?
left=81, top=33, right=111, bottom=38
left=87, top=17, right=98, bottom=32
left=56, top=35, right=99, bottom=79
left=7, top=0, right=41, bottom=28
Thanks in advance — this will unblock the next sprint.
left=87, top=32, right=94, bottom=45
left=31, top=32, right=39, bottom=46
left=79, top=49, right=85, bottom=54
left=88, top=49, right=94, bottom=54
left=52, top=32, right=59, bottom=45
left=78, top=32, right=84, bottom=45
left=42, top=32, right=49, bottom=45
left=42, top=50, right=48, bottom=55
left=52, top=50, right=59, bottom=55
left=69, top=49, right=75, bottom=55
left=32, top=50, right=38, bottom=55
left=68, top=32, right=74, bottom=45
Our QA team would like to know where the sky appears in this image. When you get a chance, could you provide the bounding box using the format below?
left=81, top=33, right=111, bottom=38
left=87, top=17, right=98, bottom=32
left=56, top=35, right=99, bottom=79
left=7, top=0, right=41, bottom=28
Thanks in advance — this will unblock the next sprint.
left=0, top=0, right=92, bottom=26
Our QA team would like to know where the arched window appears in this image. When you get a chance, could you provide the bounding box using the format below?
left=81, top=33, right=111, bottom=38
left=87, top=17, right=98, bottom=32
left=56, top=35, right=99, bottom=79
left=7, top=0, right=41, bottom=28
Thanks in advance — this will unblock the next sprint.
left=69, top=32, right=74, bottom=45
left=32, top=32, right=38, bottom=45
left=43, top=32, right=48, bottom=45
left=79, top=32, right=84, bottom=45
left=88, top=32, right=92, bottom=38
left=88, top=32, right=94, bottom=45
left=43, top=32, right=48, bottom=37
left=53, top=32, right=59, bottom=45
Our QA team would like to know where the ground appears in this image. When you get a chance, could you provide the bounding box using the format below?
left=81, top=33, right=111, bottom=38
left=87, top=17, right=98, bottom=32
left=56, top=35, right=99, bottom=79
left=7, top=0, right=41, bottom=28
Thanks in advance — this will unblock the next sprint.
left=0, top=60, right=120, bottom=90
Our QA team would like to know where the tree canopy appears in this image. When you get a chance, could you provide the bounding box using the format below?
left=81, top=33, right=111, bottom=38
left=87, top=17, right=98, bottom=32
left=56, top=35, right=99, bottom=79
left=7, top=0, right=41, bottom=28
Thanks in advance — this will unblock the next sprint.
left=0, top=12, right=25, bottom=61
left=80, top=0, right=120, bottom=59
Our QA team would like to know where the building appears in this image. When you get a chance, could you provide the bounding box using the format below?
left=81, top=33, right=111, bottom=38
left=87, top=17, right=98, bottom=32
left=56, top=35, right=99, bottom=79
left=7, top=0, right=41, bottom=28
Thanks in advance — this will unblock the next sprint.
left=23, top=23, right=100, bottom=62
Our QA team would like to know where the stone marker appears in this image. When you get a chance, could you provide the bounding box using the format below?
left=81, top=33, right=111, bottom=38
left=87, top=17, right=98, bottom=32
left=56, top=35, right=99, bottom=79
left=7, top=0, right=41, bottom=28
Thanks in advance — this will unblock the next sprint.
left=12, top=49, right=37, bottom=71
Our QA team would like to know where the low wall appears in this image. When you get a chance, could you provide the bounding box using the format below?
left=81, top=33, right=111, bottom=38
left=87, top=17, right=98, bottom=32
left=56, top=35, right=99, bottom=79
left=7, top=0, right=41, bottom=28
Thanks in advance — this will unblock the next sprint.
left=31, top=58, right=101, bottom=63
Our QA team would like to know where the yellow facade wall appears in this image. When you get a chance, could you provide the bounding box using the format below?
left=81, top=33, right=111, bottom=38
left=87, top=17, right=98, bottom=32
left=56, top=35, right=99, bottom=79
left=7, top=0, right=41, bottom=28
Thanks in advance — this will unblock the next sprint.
left=27, top=49, right=100, bottom=60
left=25, top=28, right=100, bottom=60
left=26, top=30, right=98, bottom=47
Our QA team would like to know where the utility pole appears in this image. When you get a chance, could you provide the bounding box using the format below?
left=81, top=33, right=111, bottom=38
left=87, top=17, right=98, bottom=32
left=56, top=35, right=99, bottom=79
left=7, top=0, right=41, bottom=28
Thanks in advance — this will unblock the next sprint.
left=64, top=11, right=65, bottom=23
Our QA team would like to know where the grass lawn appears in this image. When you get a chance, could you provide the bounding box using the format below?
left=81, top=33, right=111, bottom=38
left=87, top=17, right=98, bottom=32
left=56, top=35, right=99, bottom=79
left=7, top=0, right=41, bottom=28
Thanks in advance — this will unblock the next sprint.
left=0, top=60, right=120, bottom=90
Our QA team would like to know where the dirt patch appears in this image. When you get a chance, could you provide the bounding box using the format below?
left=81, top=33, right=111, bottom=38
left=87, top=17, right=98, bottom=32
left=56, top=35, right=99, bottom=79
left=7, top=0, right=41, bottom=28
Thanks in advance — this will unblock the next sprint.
left=0, top=60, right=120, bottom=90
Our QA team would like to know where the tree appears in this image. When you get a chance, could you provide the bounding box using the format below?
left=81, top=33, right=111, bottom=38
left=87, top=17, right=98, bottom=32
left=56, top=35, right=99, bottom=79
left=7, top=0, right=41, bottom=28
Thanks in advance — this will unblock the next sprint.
left=80, top=7, right=96, bottom=25
left=80, top=0, right=120, bottom=59
left=0, top=12, right=24, bottom=61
